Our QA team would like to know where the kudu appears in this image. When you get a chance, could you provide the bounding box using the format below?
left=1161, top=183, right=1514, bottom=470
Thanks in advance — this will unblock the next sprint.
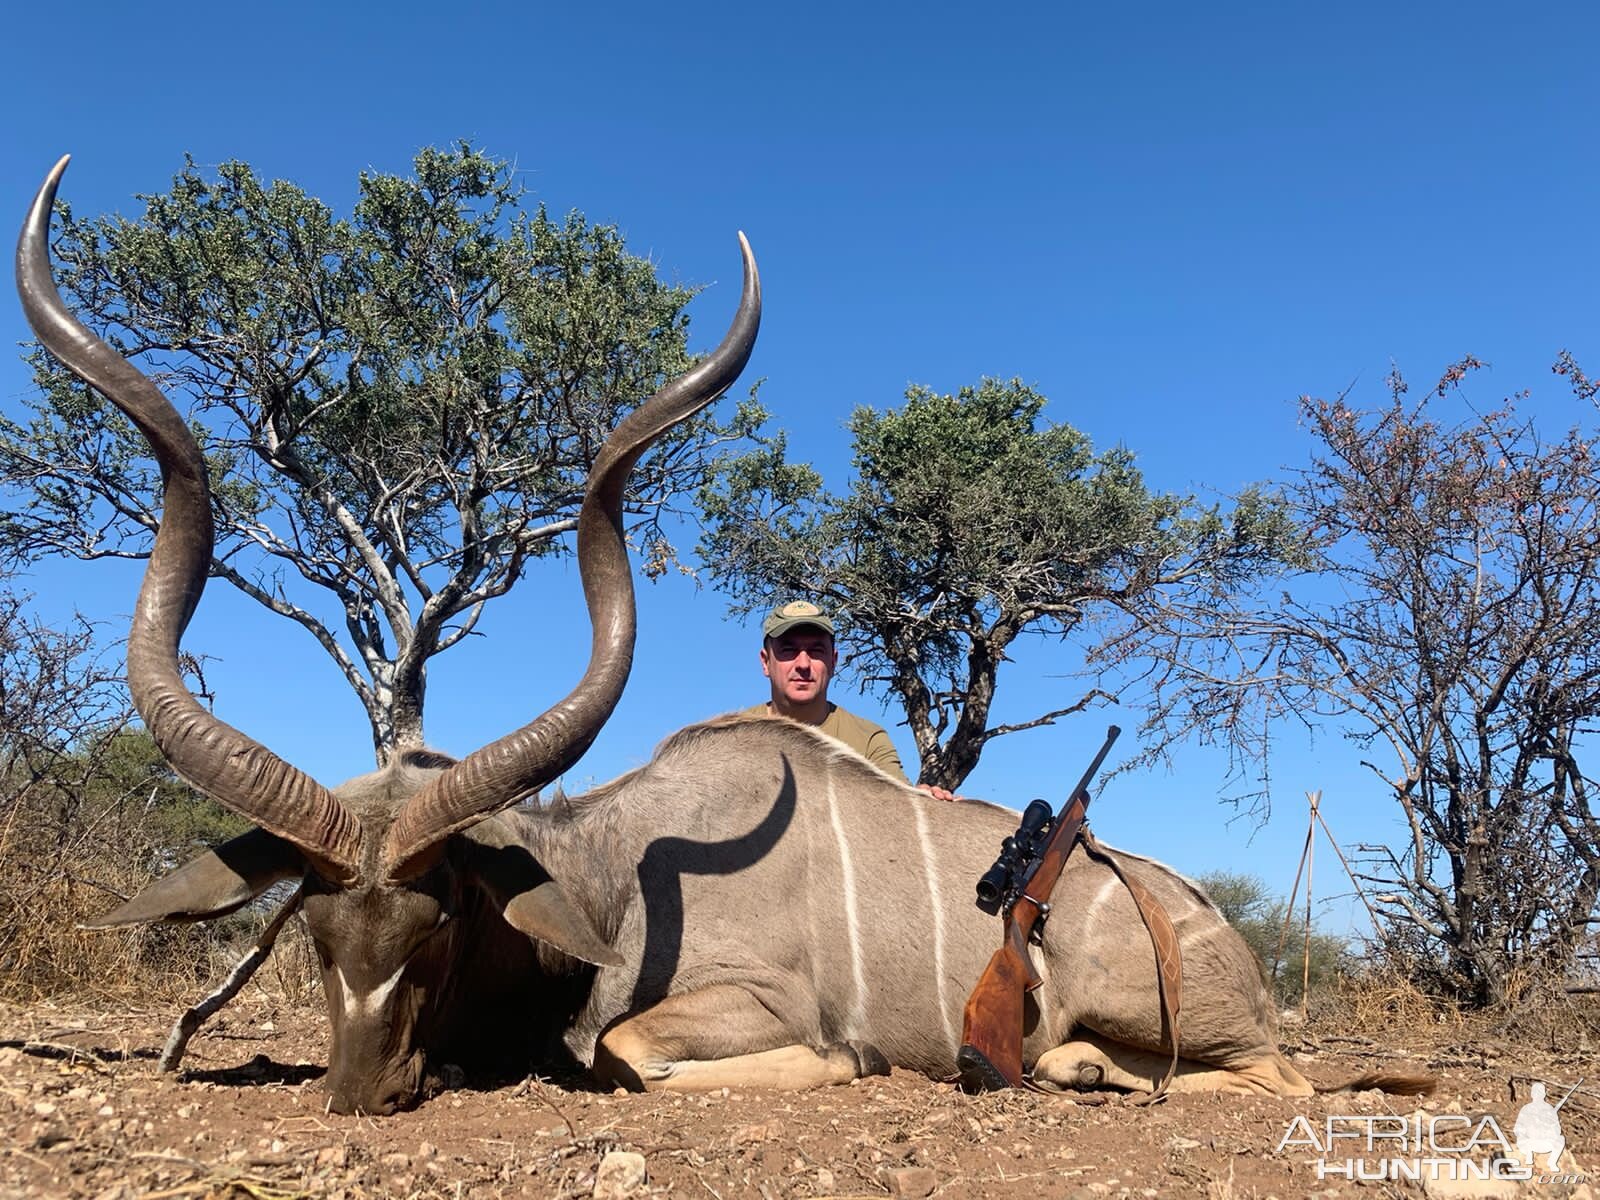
left=22, top=159, right=1408, bottom=1114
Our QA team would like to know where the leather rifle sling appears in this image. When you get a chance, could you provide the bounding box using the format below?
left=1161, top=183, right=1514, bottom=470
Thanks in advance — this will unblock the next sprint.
left=1078, top=829, right=1184, bottom=1101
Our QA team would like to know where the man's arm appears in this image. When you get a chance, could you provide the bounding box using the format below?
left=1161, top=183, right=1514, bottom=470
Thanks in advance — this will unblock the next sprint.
left=863, top=728, right=909, bottom=780
left=863, top=728, right=958, bottom=800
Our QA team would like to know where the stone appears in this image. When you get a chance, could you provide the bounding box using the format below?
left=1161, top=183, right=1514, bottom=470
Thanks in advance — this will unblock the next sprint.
left=731, top=1121, right=784, bottom=1145
left=886, top=1165, right=938, bottom=1198
left=315, top=1145, right=350, bottom=1169
left=594, top=1150, right=648, bottom=1199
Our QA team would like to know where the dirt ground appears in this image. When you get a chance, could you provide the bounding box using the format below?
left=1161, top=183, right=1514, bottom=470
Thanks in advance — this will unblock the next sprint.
left=1, top=995, right=1596, bottom=1200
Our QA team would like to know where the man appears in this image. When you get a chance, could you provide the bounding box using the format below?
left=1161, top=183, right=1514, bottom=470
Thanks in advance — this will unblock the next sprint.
left=1514, top=1080, right=1566, bottom=1171
left=745, top=600, right=957, bottom=801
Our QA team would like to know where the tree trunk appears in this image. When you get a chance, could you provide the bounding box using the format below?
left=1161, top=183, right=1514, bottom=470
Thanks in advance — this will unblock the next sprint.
left=911, top=625, right=1009, bottom=792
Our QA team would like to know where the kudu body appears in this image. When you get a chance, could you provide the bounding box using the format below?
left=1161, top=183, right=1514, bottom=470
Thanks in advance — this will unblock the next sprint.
left=22, top=159, right=1335, bottom=1113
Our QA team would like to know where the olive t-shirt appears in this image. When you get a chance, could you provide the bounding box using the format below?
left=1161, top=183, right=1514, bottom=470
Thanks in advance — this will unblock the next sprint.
left=741, top=702, right=907, bottom=782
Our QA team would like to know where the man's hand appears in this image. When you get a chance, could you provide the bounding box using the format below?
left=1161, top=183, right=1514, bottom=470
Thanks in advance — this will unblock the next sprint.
left=916, top=783, right=959, bottom=803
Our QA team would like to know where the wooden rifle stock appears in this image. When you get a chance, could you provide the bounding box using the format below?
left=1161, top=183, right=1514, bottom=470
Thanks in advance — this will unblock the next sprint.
left=957, top=726, right=1119, bottom=1091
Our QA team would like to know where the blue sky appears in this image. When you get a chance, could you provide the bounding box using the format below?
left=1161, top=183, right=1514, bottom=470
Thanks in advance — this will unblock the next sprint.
left=4, top=3, right=1597, bottom=934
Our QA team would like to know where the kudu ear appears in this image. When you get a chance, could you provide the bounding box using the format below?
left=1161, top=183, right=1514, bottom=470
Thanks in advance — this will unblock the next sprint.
left=460, top=833, right=623, bottom=968
left=501, top=883, right=624, bottom=968
left=84, top=828, right=304, bottom=928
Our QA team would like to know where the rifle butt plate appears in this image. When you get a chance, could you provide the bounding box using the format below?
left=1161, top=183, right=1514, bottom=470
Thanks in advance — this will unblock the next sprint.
left=956, top=1044, right=1014, bottom=1092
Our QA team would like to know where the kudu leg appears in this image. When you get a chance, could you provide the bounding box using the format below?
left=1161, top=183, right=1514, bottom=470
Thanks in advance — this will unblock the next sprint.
left=1032, top=1032, right=1315, bottom=1097
left=160, top=887, right=305, bottom=1073
left=594, top=984, right=889, bottom=1092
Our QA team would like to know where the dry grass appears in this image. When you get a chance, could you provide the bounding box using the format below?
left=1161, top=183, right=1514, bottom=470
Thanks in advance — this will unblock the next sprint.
left=0, top=799, right=316, bottom=1008
left=1331, top=964, right=1464, bottom=1033
left=0, top=854, right=308, bottom=1007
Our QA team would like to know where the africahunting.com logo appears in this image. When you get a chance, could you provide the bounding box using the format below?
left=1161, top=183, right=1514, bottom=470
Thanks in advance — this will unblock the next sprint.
left=1274, top=1079, right=1585, bottom=1185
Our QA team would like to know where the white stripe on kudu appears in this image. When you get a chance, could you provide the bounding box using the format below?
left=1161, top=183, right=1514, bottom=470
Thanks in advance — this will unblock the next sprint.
left=913, top=799, right=956, bottom=1051
left=336, top=962, right=406, bottom=1021
left=825, top=771, right=868, bottom=1037
left=1085, top=872, right=1120, bottom=920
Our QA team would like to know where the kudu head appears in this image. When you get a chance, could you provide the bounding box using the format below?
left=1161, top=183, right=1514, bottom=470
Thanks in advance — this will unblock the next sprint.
left=17, top=157, right=760, bottom=1113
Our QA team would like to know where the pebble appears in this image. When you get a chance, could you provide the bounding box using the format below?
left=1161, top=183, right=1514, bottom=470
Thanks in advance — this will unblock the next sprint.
left=731, top=1121, right=784, bottom=1145
left=593, top=1150, right=648, bottom=1199
left=886, top=1165, right=938, bottom=1198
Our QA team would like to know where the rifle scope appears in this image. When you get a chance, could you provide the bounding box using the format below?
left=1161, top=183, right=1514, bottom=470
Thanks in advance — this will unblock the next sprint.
left=975, top=798, right=1055, bottom=907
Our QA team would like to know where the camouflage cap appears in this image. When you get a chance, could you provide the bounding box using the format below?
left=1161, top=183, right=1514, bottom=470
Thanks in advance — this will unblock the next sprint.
left=762, top=599, right=835, bottom=640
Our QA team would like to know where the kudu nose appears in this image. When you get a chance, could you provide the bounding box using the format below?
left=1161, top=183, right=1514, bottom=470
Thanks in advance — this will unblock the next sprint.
left=328, top=1082, right=406, bottom=1116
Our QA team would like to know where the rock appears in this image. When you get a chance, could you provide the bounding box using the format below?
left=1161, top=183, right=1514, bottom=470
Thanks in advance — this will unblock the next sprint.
left=816, top=1168, right=836, bottom=1191
left=731, top=1121, right=784, bottom=1145
left=1419, top=1169, right=1523, bottom=1199
left=593, top=1150, right=648, bottom=1199
left=32, top=1101, right=56, bottom=1117
left=886, top=1165, right=937, bottom=1198
left=380, top=1152, right=411, bottom=1170
left=315, top=1145, right=350, bottom=1169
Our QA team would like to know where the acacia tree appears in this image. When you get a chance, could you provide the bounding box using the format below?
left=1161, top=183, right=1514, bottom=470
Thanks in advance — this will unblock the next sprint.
left=1143, top=360, right=1600, bottom=1005
left=0, top=145, right=756, bottom=762
left=1195, top=871, right=1351, bottom=1002
left=699, top=377, right=1301, bottom=790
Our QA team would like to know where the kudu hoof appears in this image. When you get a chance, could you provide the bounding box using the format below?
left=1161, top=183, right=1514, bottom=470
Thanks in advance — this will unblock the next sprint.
left=830, top=1040, right=890, bottom=1078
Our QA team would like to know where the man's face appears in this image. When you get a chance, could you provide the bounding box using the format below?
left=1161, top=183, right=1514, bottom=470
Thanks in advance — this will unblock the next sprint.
left=760, top=627, right=837, bottom=709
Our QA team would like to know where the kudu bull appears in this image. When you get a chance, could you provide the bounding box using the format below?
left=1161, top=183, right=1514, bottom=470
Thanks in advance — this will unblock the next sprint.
left=22, top=159, right=1405, bottom=1114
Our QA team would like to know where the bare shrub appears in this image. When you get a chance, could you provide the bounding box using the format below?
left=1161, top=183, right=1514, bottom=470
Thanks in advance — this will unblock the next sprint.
left=0, top=591, right=286, bottom=1004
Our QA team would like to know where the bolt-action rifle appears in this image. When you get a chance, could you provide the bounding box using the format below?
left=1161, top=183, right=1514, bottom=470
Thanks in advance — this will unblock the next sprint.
left=956, top=725, right=1121, bottom=1092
